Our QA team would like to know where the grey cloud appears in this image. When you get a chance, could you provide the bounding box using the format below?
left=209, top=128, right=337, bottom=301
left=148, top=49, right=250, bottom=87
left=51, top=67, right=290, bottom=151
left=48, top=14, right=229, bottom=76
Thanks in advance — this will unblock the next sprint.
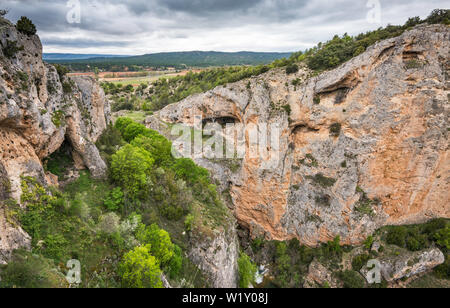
left=0, top=0, right=447, bottom=54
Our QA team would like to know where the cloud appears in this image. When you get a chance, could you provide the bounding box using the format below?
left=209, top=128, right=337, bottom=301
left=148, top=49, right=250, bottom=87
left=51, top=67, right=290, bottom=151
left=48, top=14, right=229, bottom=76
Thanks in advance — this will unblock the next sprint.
left=1, top=0, right=448, bottom=54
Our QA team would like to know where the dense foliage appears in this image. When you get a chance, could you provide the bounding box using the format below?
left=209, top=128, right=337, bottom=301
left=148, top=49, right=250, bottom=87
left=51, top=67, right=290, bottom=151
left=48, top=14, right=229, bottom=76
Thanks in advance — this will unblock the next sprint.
left=0, top=117, right=231, bottom=288
left=238, top=252, right=257, bottom=288
left=16, top=16, right=36, bottom=36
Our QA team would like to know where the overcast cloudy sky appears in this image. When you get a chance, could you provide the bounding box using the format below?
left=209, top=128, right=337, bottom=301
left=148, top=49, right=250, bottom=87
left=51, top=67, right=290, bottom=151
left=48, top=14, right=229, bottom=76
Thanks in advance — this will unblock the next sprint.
left=1, top=0, right=448, bottom=55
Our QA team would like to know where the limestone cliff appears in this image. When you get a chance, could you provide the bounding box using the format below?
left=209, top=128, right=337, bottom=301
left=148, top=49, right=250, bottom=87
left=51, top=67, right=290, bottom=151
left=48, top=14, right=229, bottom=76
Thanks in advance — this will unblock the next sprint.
left=0, top=17, right=110, bottom=263
left=155, top=24, right=450, bottom=246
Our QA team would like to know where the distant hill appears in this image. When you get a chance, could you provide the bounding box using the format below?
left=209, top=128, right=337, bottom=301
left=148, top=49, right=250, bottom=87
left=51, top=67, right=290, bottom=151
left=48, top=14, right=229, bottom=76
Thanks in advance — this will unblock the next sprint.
left=43, top=53, right=130, bottom=61
left=48, top=51, right=292, bottom=71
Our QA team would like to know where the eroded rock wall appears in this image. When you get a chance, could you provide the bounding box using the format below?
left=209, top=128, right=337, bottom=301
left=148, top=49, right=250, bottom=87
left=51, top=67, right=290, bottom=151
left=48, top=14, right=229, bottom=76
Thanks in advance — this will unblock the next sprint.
left=156, top=25, right=450, bottom=246
left=0, top=17, right=110, bottom=263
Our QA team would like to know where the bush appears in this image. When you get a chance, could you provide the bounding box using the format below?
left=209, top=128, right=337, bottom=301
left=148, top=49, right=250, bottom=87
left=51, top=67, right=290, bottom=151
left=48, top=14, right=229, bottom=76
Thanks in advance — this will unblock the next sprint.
left=103, top=187, right=124, bottom=212
left=285, top=64, right=299, bottom=75
left=172, top=158, right=209, bottom=185
left=131, top=131, right=173, bottom=168
left=149, top=169, right=191, bottom=221
left=386, top=226, right=408, bottom=247
left=2, top=40, right=24, bottom=58
left=352, top=254, right=370, bottom=271
left=0, top=250, right=67, bottom=288
left=122, top=122, right=149, bottom=142
left=114, top=117, right=134, bottom=133
left=336, top=270, right=365, bottom=288
left=16, top=16, right=36, bottom=35
left=136, top=224, right=175, bottom=266
left=435, top=225, right=450, bottom=250
left=110, top=144, right=154, bottom=199
left=54, top=64, right=70, bottom=81
left=118, top=245, right=163, bottom=288
left=330, top=123, right=342, bottom=137
left=238, top=252, right=257, bottom=288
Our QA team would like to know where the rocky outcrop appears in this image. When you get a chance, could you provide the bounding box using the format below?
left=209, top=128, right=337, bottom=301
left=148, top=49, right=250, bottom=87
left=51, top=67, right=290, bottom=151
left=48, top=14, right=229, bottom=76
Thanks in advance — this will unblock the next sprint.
left=0, top=17, right=110, bottom=263
left=303, top=260, right=340, bottom=288
left=155, top=25, right=450, bottom=246
left=361, top=248, right=445, bottom=282
left=188, top=222, right=239, bottom=288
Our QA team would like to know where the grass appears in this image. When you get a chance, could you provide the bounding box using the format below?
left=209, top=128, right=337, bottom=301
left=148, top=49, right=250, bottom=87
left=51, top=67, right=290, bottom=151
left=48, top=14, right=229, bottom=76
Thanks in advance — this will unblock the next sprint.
left=112, top=111, right=147, bottom=123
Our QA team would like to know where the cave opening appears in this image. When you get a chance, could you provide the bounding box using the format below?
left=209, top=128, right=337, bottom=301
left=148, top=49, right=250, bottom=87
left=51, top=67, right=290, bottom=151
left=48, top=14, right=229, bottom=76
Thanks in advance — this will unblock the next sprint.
left=43, top=139, right=75, bottom=179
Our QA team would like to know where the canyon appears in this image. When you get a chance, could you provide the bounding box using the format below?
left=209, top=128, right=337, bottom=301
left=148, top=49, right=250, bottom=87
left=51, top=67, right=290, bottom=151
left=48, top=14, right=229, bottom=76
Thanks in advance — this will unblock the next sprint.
left=154, top=24, right=449, bottom=247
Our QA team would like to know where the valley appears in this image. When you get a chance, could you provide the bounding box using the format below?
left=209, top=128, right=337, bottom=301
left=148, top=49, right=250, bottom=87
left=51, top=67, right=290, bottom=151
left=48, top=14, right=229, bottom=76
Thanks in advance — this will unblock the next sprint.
left=0, top=7, right=449, bottom=290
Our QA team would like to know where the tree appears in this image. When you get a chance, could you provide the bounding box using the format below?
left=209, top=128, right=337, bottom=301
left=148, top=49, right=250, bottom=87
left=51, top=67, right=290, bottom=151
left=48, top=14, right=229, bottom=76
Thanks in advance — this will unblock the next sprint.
left=16, top=16, right=37, bottom=35
left=285, top=64, right=299, bottom=74
left=122, top=122, right=149, bottom=142
left=131, top=132, right=173, bottom=168
left=238, top=252, right=257, bottom=288
left=136, top=224, right=174, bottom=266
left=336, top=270, right=365, bottom=288
left=118, top=245, right=163, bottom=288
left=110, top=144, right=154, bottom=199
left=114, top=117, right=134, bottom=134
left=435, top=225, right=450, bottom=250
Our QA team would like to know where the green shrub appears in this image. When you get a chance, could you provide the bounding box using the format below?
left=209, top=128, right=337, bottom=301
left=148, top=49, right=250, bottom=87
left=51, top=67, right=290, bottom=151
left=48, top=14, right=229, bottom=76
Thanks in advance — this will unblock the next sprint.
left=0, top=250, right=67, bottom=288
left=131, top=131, right=173, bottom=168
left=118, top=245, right=163, bottom=288
left=184, top=214, right=195, bottom=232
left=62, top=81, right=73, bottom=94
left=238, top=252, right=257, bottom=288
left=53, top=64, right=70, bottom=81
left=352, top=254, right=370, bottom=271
left=306, top=173, right=336, bottom=188
left=136, top=224, right=174, bottom=266
left=110, top=144, right=154, bottom=199
left=330, top=123, right=342, bottom=137
left=16, top=16, right=36, bottom=35
left=386, top=226, right=408, bottom=247
left=114, top=117, right=134, bottom=133
left=435, top=225, right=450, bottom=250
left=51, top=110, right=65, bottom=128
left=336, top=270, right=365, bottom=288
left=285, top=64, right=299, bottom=75
left=103, top=187, right=124, bottom=211
left=2, top=40, right=24, bottom=58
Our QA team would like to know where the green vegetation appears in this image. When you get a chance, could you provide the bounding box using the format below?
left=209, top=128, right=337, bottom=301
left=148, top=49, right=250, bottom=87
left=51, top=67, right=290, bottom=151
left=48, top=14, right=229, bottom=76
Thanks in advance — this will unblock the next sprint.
left=16, top=16, right=36, bottom=36
left=306, top=173, right=337, bottom=188
left=0, top=250, right=67, bottom=288
left=335, top=270, right=365, bottom=288
left=285, top=64, right=299, bottom=75
left=118, top=245, right=163, bottom=288
left=51, top=110, right=65, bottom=127
left=301, top=9, right=449, bottom=72
left=49, top=51, right=291, bottom=71
left=0, top=117, right=232, bottom=288
left=2, top=40, right=24, bottom=58
left=238, top=252, right=257, bottom=288
left=329, top=123, right=342, bottom=137
left=352, top=254, right=370, bottom=271
left=380, top=219, right=449, bottom=280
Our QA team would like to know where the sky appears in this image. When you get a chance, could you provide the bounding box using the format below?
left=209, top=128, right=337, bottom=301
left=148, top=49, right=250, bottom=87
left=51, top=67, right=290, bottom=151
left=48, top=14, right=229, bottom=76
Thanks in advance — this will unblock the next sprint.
left=1, top=0, right=448, bottom=55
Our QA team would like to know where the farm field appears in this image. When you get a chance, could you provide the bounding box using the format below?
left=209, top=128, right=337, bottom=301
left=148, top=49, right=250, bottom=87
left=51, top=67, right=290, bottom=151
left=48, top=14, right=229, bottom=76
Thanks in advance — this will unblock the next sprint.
left=68, top=69, right=201, bottom=87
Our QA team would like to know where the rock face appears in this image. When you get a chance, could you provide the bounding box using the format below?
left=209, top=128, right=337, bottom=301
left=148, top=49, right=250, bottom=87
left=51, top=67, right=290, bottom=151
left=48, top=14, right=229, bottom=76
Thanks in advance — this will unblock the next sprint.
left=188, top=222, right=239, bottom=288
left=303, top=260, right=340, bottom=288
left=361, top=248, right=445, bottom=282
left=156, top=25, right=450, bottom=246
left=0, top=17, right=110, bottom=263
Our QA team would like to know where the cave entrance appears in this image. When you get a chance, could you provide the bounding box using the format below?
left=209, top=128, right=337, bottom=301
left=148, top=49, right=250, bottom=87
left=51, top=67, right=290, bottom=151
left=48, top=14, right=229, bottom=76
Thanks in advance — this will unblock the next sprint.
left=202, top=116, right=240, bottom=128
left=43, top=139, right=75, bottom=180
